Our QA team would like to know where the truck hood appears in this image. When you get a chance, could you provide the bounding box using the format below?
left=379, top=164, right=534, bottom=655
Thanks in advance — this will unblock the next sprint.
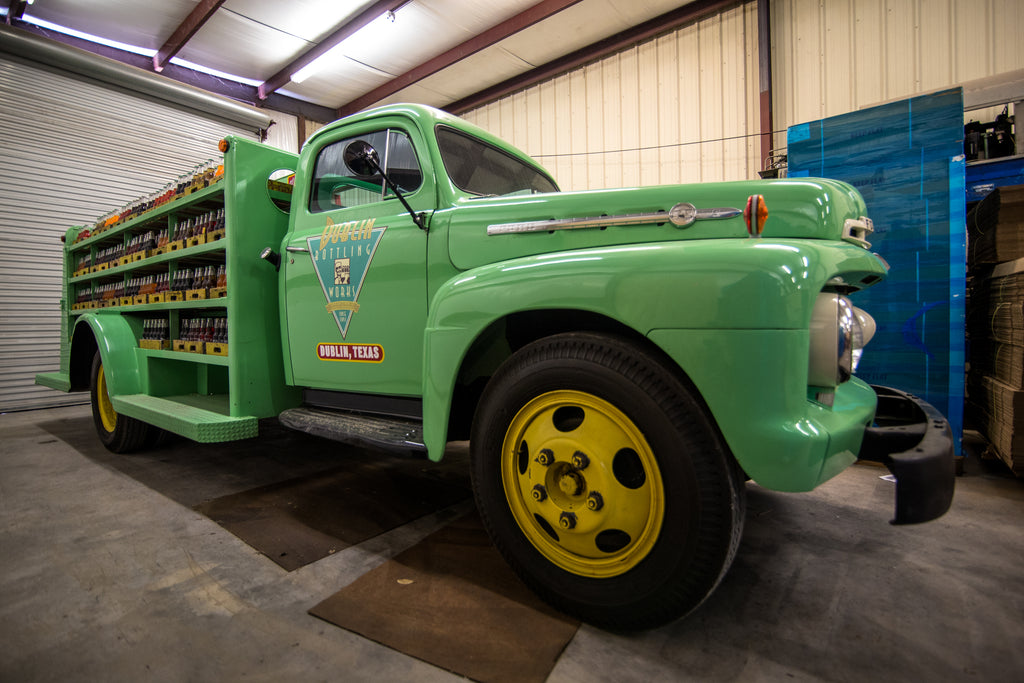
left=444, top=178, right=871, bottom=271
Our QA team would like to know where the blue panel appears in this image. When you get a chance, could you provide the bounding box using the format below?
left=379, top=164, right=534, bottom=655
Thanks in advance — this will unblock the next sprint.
left=788, top=122, right=811, bottom=143
left=788, top=89, right=966, bottom=453
left=965, top=155, right=1024, bottom=201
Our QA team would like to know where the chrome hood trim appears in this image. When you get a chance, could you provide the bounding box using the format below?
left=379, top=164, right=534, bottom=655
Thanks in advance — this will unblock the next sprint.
left=487, top=202, right=741, bottom=236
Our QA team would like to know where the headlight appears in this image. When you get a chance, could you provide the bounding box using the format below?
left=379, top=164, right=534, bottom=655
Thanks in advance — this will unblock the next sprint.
left=809, top=293, right=875, bottom=387
left=850, top=305, right=875, bottom=373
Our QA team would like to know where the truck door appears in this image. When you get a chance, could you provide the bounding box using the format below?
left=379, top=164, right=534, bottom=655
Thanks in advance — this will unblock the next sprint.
left=283, top=124, right=434, bottom=397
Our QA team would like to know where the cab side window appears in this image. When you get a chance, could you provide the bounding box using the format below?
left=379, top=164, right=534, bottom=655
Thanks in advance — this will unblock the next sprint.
left=308, top=129, right=422, bottom=213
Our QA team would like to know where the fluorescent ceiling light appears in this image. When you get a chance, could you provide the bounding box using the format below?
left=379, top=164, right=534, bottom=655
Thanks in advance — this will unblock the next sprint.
left=22, top=14, right=156, bottom=57
left=19, top=14, right=261, bottom=88
left=290, top=5, right=406, bottom=84
left=291, top=54, right=336, bottom=84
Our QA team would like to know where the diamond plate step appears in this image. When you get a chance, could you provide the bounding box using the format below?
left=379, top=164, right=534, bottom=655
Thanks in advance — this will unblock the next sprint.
left=279, top=406, right=425, bottom=455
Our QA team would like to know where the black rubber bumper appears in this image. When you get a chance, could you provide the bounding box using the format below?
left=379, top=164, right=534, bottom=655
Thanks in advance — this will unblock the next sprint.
left=857, top=385, right=956, bottom=525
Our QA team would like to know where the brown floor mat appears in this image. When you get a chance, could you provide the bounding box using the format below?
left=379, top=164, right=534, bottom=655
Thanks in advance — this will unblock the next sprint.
left=194, top=460, right=470, bottom=571
left=310, top=512, right=580, bottom=683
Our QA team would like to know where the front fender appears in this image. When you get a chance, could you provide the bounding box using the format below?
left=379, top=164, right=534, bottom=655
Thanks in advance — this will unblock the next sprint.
left=421, top=239, right=886, bottom=461
left=74, top=312, right=143, bottom=397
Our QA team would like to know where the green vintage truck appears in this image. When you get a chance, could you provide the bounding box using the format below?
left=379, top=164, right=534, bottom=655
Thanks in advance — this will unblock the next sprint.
left=37, top=103, right=954, bottom=629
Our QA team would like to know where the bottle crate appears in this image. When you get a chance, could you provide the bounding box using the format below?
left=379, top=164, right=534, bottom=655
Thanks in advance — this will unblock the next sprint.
left=205, top=341, right=229, bottom=356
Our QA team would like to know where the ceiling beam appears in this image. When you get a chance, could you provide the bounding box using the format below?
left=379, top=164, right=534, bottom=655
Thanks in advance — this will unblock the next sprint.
left=152, top=0, right=225, bottom=72
left=336, top=0, right=584, bottom=118
left=446, top=0, right=742, bottom=115
left=258, top=0, right=406, bottom=101
left=5, top=0, right=28, bottom=25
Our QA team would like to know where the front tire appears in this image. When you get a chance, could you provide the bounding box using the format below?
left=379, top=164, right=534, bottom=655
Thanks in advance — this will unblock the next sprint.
left=470, top=332, right=744, bottom=630
left=90, top=351, right=154, bottom=453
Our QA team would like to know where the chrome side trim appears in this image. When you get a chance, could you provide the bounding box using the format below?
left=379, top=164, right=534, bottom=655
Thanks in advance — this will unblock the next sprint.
left=487, top=202, right=741, bottom=236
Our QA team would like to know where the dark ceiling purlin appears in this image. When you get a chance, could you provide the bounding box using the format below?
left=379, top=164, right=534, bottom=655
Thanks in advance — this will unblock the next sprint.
left=152, top=0, right=226, bottom=72
left=335, top=0, right=584, bottom=119
left=446, top=0, right=743, bottom=115
left=257, top=0, right=407, bottom=101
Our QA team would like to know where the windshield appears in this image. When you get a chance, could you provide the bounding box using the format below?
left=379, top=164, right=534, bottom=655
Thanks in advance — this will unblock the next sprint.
left=436, top=125, right=558, bottom=197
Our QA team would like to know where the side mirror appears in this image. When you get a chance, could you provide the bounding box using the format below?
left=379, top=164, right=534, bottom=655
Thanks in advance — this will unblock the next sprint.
left=341, top=138, right=428, bottom=232
left=344, top=140, right=380, bottom=178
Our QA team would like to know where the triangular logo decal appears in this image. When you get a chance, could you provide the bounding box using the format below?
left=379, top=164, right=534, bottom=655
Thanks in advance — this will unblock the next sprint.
left=306, top=217, right=385, bottom=339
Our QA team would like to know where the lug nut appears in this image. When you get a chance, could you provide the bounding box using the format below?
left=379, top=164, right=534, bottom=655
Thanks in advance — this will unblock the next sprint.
left=571, top=450, right=590, bottom=470
left=586, top=491, right=604, bottom=511
left=532, top=484, right=548, bottom=502
left=536, top=449, right=554, bottom=466
left=559, top=512, right=577, bottom=529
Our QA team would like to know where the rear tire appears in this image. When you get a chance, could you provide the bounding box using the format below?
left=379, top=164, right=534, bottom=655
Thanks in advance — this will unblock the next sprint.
left=90, top=351, right=154, bottom=453
left=470, top=332, right=745, bottom=630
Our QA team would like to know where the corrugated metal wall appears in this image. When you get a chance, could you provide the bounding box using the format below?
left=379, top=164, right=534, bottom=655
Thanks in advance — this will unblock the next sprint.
left=0, top=56, right=258, bottom=411
left=772, top=0, right=1024, bottom=150
left=461, top=0, right=1023, bottom=186
left=462, top=2, right=761, bottom=191
left=264, top=111, right=299, bottom=153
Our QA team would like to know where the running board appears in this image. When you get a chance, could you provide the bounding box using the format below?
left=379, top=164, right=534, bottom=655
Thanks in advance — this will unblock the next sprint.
left=278, top=406, right=426, bottom=455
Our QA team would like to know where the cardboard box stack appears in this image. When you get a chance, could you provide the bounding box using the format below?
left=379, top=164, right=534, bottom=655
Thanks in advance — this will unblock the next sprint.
left=967, top=184, right=1024, bottom=475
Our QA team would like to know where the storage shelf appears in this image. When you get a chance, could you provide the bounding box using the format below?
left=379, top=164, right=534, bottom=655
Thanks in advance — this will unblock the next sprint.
left=70, top=181, right=225, bottom=251
left=71, top=297, right=228, bottom=315
left=139, top=348, right=231, bottom=366
left=70, top=239, right=226, bottom=284
left=52, top=136, right=302, bottom=434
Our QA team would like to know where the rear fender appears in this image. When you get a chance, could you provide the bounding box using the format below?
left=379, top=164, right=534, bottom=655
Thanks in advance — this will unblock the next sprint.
left=73, top=313, right=142, bottom=396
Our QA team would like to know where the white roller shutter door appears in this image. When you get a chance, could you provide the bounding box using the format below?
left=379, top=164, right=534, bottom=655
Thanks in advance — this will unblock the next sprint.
left=0, top=56, right=259, bottom=411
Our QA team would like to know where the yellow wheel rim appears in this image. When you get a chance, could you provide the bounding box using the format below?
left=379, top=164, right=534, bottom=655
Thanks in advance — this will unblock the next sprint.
left=96, top=363, right=118, bottom=433
left=501, top=390, right=665, bottom=578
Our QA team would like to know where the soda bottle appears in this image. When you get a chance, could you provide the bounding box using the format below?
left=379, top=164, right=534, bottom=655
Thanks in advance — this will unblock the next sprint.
left=172, top=268, right=184, bottom=291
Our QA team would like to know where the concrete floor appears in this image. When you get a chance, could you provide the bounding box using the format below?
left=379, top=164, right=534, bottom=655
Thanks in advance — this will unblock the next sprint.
left=2, top=403, right=1023, bottom=682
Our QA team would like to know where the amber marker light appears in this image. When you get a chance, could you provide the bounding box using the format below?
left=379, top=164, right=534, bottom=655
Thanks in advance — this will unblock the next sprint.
left=744, top=194, right=768, bottom=237
left=218, top=139, right=230, bottom=153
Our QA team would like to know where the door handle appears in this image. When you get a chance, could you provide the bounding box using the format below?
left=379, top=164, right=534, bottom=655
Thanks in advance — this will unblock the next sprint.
left=285, top=246, right=309, bottom=254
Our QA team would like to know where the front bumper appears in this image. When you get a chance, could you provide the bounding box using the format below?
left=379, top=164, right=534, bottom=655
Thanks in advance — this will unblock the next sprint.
left=858, top=385, right=956, bottom=525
